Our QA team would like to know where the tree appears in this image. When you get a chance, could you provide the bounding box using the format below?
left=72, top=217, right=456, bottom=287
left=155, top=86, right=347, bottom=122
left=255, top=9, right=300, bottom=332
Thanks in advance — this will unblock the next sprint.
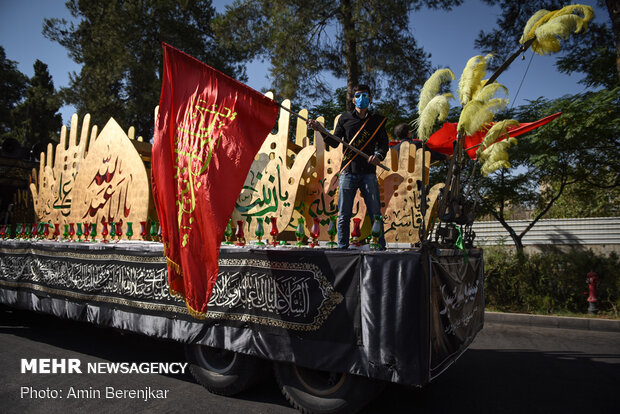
left=0, top=46, right=28, bottom=141
left=475, top=0, right=619, bottom=88
left=213, top=0, right=463, bottom=111
left=605, top=0, right=620, bottom=84
left=556, top=20, right=618, bottom=89
left=541, top=176, right=620, bottom=218
left=474, top=88, right=620, bottom=251
left=43, top=0, right=247, bottom=137
left=13, top=60, right=62, bottom=149
left=308, top=87, right=348, bottom=131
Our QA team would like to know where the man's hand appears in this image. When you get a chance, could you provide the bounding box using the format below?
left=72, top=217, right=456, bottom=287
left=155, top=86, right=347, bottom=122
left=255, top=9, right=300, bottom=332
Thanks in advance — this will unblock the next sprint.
left=368, top=155, right=380, bottom=166
left=307, top=119, right=325, bottom=132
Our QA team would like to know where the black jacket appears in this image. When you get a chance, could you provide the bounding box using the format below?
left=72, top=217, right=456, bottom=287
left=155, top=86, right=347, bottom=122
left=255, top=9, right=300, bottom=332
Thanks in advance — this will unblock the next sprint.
left=324, top=110, right=389, bottom=174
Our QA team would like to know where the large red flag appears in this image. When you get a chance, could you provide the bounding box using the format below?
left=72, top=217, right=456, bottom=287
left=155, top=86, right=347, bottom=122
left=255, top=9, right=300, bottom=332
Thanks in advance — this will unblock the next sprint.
left=151, top=43, right=278, bottom=318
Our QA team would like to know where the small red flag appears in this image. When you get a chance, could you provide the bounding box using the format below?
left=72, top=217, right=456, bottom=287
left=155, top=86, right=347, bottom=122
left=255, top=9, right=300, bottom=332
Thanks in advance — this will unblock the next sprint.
left=151, top=43, right=278, bottom=317
left=426, top=112, right=562, bottom=159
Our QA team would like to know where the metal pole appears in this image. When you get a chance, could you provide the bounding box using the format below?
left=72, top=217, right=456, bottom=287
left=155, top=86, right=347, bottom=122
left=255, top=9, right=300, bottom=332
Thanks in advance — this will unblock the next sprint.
left=484, top=38, right=536, bottom=86
left=419, top=141, right=427, bottom=242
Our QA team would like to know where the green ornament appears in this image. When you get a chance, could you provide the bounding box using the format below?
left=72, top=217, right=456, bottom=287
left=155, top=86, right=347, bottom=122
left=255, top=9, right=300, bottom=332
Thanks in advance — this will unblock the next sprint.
left=295, top=217, right=305, bottom=247
left=255, top=218, right=265, bottom=246
left=224, top=219, right=234, bottom=245
left=326, top=216, right=337, bottom=248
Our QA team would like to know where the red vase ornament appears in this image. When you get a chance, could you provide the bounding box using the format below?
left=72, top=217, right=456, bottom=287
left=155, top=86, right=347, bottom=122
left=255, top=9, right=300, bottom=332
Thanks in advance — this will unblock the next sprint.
left=140, top=221, right=148, bottom=240
left=101, top=221, right=109, bottom=243
left=309, top=217, right=321, bottom=247
left=116, top=222, right=123, bottom=240
left=351, top=218, right=362, bottom=246
left=269, top=217, right=279, bottom=246
left=82, top=223, right=90, bottom=241
left=235, top=221, right=246, bottom=246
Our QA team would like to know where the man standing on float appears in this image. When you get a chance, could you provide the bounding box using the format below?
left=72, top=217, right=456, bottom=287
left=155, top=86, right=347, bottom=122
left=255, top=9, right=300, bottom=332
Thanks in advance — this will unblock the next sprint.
left=307, top=84, right=388, bottom=250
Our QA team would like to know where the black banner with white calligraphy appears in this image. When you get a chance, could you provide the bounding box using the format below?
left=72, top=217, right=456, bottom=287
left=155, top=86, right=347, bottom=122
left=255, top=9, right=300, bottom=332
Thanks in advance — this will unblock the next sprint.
left=429, top=248, right=485, bottom=379
left=0, top=241, right=180, bottom=314
left=208, top=248, right=361, bottom=343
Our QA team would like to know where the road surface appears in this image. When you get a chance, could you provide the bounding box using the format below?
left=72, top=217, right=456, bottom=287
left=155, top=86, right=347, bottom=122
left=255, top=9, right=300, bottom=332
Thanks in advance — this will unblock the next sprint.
left=1, top=306, right=618, bottom=413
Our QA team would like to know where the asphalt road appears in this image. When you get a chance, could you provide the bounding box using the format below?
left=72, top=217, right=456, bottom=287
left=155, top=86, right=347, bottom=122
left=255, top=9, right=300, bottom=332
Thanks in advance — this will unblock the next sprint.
left=1, top=306, right=619, bottom=414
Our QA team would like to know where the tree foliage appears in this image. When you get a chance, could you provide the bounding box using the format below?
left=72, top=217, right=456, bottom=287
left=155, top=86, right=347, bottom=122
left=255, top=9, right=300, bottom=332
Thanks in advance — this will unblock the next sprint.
left=542, top=176, right=619, bottom=218
left=475, top=0, right=619, bottom=88
left=485, top=245, right=620, bottom=316
left=13, top=60, right=62, bottom=150
left=214, top=0, right=463, bottom=111
left=43, top=0, right=247, bottom=137
left=473, top=88, right=620, bottom=250
left=556, top=20, right=619, bottom=89
left=0, top=46, right=28, bottom=142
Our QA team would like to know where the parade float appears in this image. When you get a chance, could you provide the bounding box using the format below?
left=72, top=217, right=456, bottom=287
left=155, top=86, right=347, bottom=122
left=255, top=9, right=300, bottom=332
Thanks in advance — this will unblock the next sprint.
left=0, top=5, right=592, bottom=413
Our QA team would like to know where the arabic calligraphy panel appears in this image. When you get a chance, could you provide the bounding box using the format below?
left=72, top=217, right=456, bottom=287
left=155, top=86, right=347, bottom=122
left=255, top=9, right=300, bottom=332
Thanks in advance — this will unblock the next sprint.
left=69, top=118, right=149, bottom=237
left=30, top=114, right=92, bottom=224
left=380, top=143, right=443, bottom=245
left=233, top=95, right=314, bottom=237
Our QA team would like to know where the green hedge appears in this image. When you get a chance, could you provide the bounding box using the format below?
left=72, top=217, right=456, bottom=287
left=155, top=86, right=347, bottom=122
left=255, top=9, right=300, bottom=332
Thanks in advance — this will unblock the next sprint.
left=483, top=245, right=620, bottom=317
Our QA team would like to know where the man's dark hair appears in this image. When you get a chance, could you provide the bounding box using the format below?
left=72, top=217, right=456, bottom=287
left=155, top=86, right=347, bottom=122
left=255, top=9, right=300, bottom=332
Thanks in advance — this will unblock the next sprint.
left=394, top=123, right=410, bottom=140
left=353, top=84, right=371, bottom=94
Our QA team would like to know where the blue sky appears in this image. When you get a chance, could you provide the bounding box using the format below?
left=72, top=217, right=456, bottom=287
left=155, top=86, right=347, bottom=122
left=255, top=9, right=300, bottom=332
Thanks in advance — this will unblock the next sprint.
left=0, top=0, right=607, bottom=128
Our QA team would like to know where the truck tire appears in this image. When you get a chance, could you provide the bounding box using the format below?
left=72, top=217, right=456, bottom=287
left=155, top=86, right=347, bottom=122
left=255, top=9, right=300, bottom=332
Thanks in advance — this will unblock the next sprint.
left=184, top=344, right=266, bottom=396
left=273, top=362, right=385, bottom=414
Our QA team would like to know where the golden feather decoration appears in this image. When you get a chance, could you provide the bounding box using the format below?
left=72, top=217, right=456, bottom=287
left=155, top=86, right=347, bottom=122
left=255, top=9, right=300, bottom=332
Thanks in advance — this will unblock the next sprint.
left=458, top=54, right=493, bottom=105
left=479, top=137, right=518, bottom=176
left=457, top=97, right=508, bottom=136
left=418, top=68, right=455, bottom=114
left=533, top=15, right=589, bottom=55
left=415, top=93, right=453, bottom=142
left=473, top=82, right=508, bottom=102
left=476, top=119, right=520, bottom=159
left=520, top=9, right=552, bottom=44
left=520, top=4, right=594, bottom=55
left=481, top=159, right=510, bottom=176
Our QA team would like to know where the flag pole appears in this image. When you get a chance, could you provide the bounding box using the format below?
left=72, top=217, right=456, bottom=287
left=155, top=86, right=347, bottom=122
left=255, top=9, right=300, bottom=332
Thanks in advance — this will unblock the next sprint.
left=484, top=37, right=536, bottom=86
left=275, top=101, right=390, bottom=171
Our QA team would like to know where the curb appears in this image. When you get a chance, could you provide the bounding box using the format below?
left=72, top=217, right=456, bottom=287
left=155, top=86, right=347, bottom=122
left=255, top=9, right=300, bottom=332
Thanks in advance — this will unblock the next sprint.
left=484, top=311, right=620, bottom=333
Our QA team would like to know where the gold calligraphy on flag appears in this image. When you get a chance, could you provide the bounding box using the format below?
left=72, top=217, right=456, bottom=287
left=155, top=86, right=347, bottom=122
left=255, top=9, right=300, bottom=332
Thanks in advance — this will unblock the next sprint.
left=175, top=98, right=238, bottom=247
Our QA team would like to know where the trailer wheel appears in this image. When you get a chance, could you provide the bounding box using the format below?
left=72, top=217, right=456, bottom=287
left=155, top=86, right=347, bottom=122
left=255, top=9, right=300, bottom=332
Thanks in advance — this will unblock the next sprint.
left=184, top=344, right=265, bottom=396
left=273, top=362, right=385, bottom=414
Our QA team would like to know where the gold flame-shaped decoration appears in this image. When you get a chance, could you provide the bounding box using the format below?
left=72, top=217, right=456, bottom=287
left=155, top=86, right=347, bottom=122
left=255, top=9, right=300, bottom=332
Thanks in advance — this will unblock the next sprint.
left=70, top=118, right=149, bottom=230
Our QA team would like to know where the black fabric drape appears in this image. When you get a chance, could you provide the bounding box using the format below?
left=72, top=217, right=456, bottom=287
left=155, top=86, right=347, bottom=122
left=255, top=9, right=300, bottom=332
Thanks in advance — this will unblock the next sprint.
left=0, top=240, right=484, bottom=387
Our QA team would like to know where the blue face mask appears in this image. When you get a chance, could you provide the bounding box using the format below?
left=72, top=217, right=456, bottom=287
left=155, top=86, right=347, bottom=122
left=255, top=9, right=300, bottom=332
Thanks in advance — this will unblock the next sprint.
left=354, top=92, right=370, bottom=109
